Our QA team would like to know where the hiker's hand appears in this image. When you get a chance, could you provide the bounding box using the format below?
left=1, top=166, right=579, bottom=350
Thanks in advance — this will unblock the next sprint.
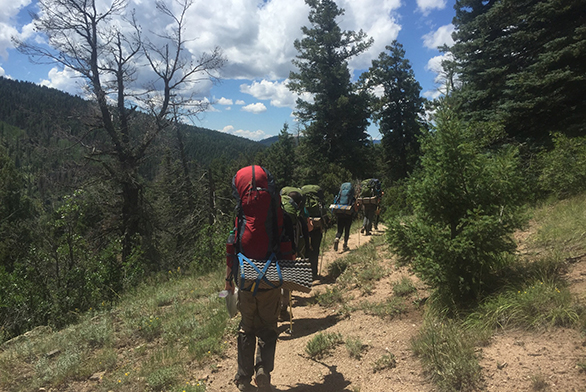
left=225, top=279, right=234, bottom=293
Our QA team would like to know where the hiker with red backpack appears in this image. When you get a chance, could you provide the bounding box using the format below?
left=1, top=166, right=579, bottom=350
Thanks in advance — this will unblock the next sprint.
left=330, top=182, right=356, bottom=252
left=225, top=165, right=296, bottom=392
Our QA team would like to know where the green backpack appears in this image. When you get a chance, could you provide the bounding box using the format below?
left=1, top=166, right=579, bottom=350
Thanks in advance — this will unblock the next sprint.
left=360, top=179, right=373, bottom=197
left=281, top=194, right=305, bottom=256
left=301, top=185, right=324, bottom=217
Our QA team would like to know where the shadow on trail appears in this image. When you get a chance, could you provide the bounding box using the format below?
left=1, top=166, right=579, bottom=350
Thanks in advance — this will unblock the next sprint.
left=291, top=293, right=316, bottom=307
left=273, top=364, right=352, bottom=392
left=277, top=313, right=341, bottom=340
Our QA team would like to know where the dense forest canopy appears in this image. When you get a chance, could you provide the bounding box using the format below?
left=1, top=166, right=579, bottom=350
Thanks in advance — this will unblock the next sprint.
left=448, top=0, right=586, bottom=143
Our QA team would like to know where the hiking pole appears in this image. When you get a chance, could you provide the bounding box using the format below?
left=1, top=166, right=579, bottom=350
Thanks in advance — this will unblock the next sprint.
left=288, top=291, right=293, bottom=334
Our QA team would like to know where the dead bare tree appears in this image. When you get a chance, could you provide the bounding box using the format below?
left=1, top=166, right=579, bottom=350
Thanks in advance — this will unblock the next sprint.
left=14, top=0, right=226, bottom=265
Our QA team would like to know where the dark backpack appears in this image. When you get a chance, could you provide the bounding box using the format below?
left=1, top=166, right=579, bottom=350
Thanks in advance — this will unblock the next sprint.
left=301, top=185, right=324, bottom=217
left=335, top=182, right=354, bottom=205
left=231, top=165, right=293, bottom=261
left=360, top=179, right=377, bottom=197
left=373, top=179, right=382, bottom=197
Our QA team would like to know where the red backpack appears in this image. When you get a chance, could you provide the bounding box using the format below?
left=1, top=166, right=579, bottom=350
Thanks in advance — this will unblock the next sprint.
left=231, top=165, right=293, bottom=261
left=227, top=166, right=312, bottom=294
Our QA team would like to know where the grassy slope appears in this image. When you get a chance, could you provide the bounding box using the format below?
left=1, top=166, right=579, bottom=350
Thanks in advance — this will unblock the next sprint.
left=1, top=197, right=585, bottom=391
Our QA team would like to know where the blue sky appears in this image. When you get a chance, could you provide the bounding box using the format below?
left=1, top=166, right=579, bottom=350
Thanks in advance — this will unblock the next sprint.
left=0, top=0, right=456, bottom=141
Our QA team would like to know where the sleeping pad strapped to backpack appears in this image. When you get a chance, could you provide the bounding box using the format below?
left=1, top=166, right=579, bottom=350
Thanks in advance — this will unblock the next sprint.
left=330, top=182, right=355, bottom=215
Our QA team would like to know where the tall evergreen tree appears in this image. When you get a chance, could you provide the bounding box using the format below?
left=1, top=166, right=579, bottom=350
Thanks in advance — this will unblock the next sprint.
left=360, top=41, right=427, bottom=182
left=449, top=0, right=586, bottom=142
left=288, top=0, right=373, bottom=179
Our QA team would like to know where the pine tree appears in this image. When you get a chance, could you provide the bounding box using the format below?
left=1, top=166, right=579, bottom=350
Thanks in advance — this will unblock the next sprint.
left=288, top=0, right=373, bottom=179
left=450, top=0, right=586, bottom=142
left=360, top=41, right=427, bottom=182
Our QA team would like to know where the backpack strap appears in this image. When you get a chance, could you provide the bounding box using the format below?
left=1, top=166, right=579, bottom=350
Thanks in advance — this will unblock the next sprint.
left=237, top=252, right=283, bottom=296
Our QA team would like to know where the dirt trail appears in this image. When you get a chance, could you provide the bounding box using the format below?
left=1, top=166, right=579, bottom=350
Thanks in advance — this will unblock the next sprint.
left=196, top=224, right=586, bottom=392
left=199, top=226, right=436, bottom=392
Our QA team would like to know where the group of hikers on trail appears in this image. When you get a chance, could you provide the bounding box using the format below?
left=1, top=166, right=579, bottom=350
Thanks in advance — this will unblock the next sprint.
left=223, top=165, right=382, bottom=392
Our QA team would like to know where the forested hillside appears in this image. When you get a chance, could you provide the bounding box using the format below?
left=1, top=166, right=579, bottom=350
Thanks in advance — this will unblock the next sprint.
left=0, top=76, right=268, bottom=340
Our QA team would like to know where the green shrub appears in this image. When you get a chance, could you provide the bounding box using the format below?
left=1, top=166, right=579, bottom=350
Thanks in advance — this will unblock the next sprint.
left=388, top=108, right=526, bottom=306
left=359, top=298, right=406, bottom=319
left=392, top=276, right=417, bottom=297
left=372, top=353, right=396, bottom=373
left=538, top=133, right=586, bottom=198
left=411, top=317, right=481, bottom=391
left=465, top=281, right=580, bottom=330
left=328, top=258, right=350, bottom=280
left=345, top=337, right=365, bottom=359
left=305, top=332, right=343, bottom=359
left=313, top=286, right=346, bottom=307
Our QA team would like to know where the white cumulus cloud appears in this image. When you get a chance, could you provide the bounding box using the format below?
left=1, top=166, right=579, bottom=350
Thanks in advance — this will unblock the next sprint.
left=423, top=24, right=455, bottom=50
left=217, top=97, right=233, bottom=105
left=234, top=129, right=266, bottom=140
left=40, top=66, right=85, bottom=96
left=416, top=0, right=447, bottom=15
left=240, top=80, right=296, bottom=108
left=0, top=0, right=32, bottom=59
left=242, top=102, right=267, bottom=114
left=424, top=52, right=456, bottom=97
left=219, top=125, right=266, bottom=141
left=4, top=0, right=408, bottom=112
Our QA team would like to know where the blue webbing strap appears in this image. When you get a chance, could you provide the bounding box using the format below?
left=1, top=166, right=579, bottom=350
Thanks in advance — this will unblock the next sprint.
left=237, top=252, right=283, bottom=296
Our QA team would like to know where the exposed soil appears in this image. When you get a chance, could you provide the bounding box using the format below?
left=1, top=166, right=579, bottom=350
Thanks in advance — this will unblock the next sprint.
left=196, top=227, right=586, bottom=392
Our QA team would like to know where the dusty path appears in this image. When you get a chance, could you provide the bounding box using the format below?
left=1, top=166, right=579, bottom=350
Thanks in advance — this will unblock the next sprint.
left=198, top=225, right=435, bottom=392
left=195, top=224, right=586, bottom=392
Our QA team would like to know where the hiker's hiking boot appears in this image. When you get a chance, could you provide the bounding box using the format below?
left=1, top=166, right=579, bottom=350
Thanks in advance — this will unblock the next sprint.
left=255, top=368, right=272, bottom=392
left=343, top=244, right=350, bottom=252
left=360, top=227, right=365, bottom=233
left=235, top=380, right=255, bottom=392
left=333, top=237, right=339, bottom=251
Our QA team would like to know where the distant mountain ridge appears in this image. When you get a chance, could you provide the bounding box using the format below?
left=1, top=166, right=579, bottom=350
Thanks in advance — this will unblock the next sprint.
left=0, top=77, right=265, bottom=165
